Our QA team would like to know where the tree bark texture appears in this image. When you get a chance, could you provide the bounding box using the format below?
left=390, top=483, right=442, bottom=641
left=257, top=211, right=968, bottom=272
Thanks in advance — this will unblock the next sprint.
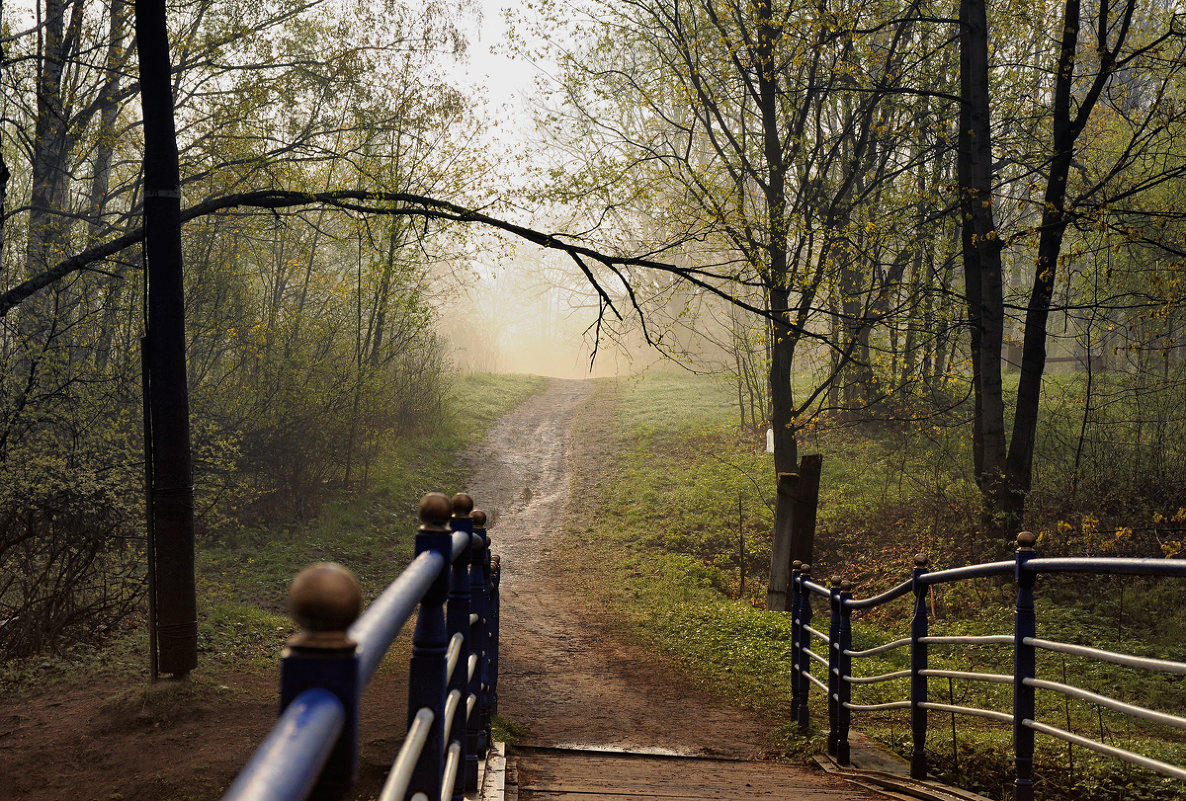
left=958, top=0, right=1011, bottom=534
left=136, top=0, right=198, bottom=676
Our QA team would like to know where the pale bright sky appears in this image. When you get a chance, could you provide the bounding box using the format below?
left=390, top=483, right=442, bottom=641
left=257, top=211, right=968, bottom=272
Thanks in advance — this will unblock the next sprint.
left=456, top=0, right=551, bottom=150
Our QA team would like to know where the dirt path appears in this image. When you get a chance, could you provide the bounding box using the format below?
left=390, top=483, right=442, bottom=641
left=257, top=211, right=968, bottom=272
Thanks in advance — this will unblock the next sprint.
left=463, top=378, right=780, bottom=759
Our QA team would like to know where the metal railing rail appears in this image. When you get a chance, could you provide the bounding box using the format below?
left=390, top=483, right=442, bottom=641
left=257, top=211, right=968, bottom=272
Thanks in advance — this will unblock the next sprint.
left=222, top=492, right=501, bottom=801
left=789, top=534, right=1186, bottom=801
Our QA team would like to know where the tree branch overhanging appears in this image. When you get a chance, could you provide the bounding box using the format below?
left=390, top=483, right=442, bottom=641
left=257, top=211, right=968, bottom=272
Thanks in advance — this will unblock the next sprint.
left=0, top=189, right=825, bottom=343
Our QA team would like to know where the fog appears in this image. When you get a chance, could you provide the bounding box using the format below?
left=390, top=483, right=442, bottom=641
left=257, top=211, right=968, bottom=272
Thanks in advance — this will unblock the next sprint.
left=435, top=244, right=666, bottom=378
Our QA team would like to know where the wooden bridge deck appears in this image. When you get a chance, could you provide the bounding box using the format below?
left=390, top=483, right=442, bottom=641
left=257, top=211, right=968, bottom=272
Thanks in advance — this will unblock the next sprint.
left=508, top=746, right=898, bottom=801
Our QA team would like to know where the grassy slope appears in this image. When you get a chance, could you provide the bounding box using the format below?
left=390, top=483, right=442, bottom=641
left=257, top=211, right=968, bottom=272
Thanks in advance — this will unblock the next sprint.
left=0, top=372, right=548, bottom=691
left=568, top=370, right=1186, bottom=801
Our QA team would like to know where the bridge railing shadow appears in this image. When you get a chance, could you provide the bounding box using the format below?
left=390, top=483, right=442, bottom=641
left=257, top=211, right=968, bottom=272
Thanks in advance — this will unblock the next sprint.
left=791, top=532, right=1186, bottom=801
left=220, top=492, right=500, bottom=801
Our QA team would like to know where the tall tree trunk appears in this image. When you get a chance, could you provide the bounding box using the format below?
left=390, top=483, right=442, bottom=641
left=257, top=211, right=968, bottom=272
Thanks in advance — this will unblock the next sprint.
left=958, top=0, right=1011, bottom=534
left=757, top=0, right=799, bottom=612
left=136, top=0, right=198, bottom=677
left=1005, top=0, right=1126, bottom=510
left=960, top=0, right=1130, bottom=539
left=26, top=0, right=73, bottom=282
left=91, top=0, right=130, bottom=373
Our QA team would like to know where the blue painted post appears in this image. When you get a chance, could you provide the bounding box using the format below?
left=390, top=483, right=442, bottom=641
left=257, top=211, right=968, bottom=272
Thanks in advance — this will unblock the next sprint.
left=280, top=563, right=363, bottom=801
left=910, top=553, right=930, bottom=780
left=837, top=579, right=854, bottom=766
left=406, top=493, right=453, bottom=801
left=447, top=494, right=474, bottom=801
left=1014, top=532, right=1038, bottom=801
left=796, top=564, right=813, bottom=732
left=827, top=575, right=842, bottom=758
left=466, top=502, right=489, bottom=792
left=488, top=548, right=501, bottom=726
left=790, top=561, right=802, bottom=725
left=477, top=517, right=496, bottom=747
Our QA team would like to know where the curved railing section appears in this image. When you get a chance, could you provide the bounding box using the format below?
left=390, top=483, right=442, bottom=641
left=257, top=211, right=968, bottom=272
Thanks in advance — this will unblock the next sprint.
left=790, top=533, right=1186, bottom=801
left=222, top=492, right=502, bottom=801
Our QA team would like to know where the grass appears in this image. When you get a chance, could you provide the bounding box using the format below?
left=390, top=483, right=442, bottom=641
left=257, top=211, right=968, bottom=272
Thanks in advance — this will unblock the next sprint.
left=0, top=372, right=548, bottom=693
left=566, top=367, right=1186, bottom=799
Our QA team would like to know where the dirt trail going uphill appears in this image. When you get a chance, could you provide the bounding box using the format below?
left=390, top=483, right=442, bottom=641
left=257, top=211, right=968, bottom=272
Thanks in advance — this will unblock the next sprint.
left=463, top=378, right=779, bottom=759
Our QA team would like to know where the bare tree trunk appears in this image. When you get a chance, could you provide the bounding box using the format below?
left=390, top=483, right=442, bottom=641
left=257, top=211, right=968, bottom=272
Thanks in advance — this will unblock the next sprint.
left=959, top=0, right=1011, bottom=534
left=90, top=0, right=130, bottom=373
left=756, top=0, right=800, bottom=612
left=136, top=0, right=198, bottom=677
left=960, top=0, right=1132, bottom=539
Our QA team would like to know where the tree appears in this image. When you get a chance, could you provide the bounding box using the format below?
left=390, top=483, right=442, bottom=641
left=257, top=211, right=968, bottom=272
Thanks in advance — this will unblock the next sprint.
left=136, top=0, right=199, bottom=677
left=957, top=0, right=1186, bottom=537
left=0, top=0, right=478, bottom=665
left=516, top=0, right=964, bottom=606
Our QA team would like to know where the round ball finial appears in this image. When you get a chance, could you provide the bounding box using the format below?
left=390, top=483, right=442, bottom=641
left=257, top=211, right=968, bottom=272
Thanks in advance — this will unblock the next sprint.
left=472, top=509, right=488, bottom=528
left=841, top=579, right=853, bottom=592
left=792, top=560, right=803, bottom=571
left=420, top=492, right=452, bottom=527
left=451, top=493, right=474, bottom=517
left=287, top=563, right=361, bottom=650
left=831, top=575, right=843, bottom=589
left=800, top=563, right=812, bottom=575
left=914, top=553, right=930, bottom=568
left=1017, top=531, right=1037, bottom=550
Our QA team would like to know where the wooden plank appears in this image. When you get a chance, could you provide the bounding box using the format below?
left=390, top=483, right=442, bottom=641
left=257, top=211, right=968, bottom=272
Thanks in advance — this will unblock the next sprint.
left=514, top=748, right=892, bottom=801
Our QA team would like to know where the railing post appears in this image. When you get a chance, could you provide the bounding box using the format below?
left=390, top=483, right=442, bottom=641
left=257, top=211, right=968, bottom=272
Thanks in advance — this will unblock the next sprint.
left=448, top=493, right=474, bottom=801
left=796, top=563, right=813, bottom=732
left=476, top=512, right=497, bottom=746
left=837, top=579, right=854, bottom=766
left=280, top=563, right=363, bottom=801
left=910, top=553, right=930, bottom=780
left=790, top=560, right=803, bottom=724
left=488, top=546, right=501, bottom=728
left=1014, top=532, right=1038, bottom=801
left=827, top=575, right=842, bottom=758
left=466, top=500, right=489, bottom=792
left=406, top=493, right=453, bottom=801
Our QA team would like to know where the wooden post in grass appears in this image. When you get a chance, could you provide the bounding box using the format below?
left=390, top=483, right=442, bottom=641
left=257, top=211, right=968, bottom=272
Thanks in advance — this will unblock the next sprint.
left=790, top=454, right=822, bottom=567
left=768, top=454, right=822, bottom=612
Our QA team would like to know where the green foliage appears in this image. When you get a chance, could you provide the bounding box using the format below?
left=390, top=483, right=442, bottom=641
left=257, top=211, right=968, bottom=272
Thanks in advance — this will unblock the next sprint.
left=492, top=714, right=531, bottom=746
left=0, top=418, right=145, bottom=658
left=0, top=0, right=488, bottom=666
left=573, top=369, right=1186, bottom=801
left=0, top=372, right=545, bottom=688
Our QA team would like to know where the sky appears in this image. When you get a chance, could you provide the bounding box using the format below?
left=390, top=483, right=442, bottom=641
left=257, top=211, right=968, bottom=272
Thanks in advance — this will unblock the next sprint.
left=456, top=0, right=550, bottom=153
left=435, top=0, right=645, bottom=379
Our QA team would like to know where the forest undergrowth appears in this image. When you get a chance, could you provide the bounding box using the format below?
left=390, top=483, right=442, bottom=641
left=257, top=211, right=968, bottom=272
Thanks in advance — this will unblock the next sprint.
left=0, top=372, right=546, bottom=693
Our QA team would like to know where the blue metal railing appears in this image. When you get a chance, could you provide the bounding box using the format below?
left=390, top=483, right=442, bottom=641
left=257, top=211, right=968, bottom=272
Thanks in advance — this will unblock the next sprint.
left=222, top=492, right=501, bottom=801
left=790, top=533, right=1186, bottom=801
